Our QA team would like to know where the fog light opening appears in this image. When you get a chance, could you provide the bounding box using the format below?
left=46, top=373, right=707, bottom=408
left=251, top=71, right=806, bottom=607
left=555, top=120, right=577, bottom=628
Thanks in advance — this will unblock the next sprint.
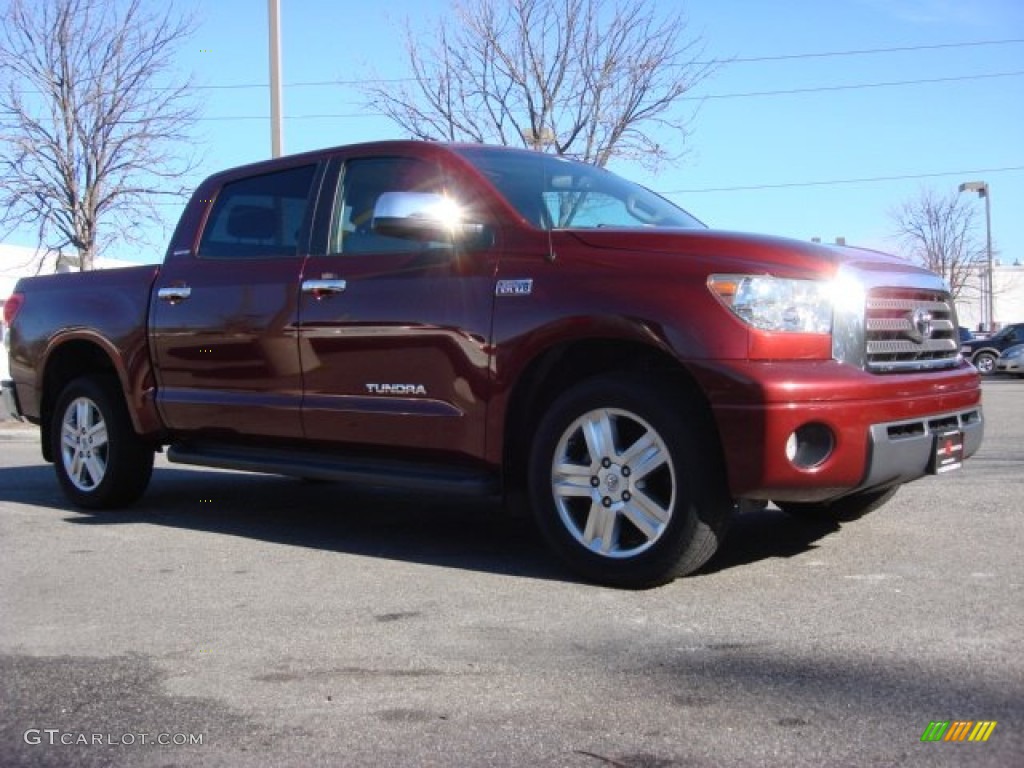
left=785, top=423, right=835, bottom=469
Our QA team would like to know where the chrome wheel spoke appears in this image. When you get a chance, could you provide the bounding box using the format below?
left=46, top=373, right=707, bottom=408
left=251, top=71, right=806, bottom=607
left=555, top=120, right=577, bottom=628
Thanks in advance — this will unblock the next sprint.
left=581, top=411, right=615, bottom=463
left=582, top=502, right=618, bottom=554
left=84, top=454, right=106, bottom=487
left=86, top=421, right=108, bottom=449
left=69, top=450, right=85, bottom=485
left=614, top=434, right=655, bottom=468
left=628, top=440, right=667, bottom=481
left=554, top=460, right=593, bottom=478
left=76, top=400, right=92, bottom=431
left=622, top=491, right=670, bottom=541
left=553, top=465, right=598, bottom=499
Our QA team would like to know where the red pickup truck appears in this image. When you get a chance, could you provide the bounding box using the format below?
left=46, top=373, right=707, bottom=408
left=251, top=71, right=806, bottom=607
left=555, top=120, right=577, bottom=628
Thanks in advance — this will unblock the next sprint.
left=2, top=141, right=984, bottom=587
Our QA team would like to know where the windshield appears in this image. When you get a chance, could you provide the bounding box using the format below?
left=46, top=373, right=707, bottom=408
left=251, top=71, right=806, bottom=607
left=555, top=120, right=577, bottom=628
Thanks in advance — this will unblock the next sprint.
left=455, top=146, right=704, bottom=231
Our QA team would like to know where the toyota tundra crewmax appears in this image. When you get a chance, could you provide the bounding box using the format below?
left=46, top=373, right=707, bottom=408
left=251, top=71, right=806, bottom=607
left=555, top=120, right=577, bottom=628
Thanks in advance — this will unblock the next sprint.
left=1, top=141, right=984, bottom=587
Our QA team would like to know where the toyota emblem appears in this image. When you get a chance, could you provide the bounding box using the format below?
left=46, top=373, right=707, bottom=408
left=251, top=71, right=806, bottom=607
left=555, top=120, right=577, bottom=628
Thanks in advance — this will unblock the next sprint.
left=907, top=308, right=934, bottom=344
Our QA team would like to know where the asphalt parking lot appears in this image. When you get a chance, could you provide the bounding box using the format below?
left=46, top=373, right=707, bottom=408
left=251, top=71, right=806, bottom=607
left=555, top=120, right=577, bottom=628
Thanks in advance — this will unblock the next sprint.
left=1, top=379, right=1021, bottom=767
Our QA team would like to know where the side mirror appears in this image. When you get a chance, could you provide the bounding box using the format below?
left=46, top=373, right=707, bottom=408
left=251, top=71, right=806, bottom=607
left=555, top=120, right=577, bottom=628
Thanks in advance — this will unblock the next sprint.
left=372, top=192, right=487, bottom=245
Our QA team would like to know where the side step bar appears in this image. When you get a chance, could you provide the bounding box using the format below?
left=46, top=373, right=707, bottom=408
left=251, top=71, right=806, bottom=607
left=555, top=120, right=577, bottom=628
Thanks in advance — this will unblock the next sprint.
left=167, top=441, right=499, bottom=497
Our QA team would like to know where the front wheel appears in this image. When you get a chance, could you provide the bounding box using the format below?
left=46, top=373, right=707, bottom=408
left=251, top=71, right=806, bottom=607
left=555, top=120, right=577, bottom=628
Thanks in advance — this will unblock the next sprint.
left=777, top=486, right=899, bottom=523
left=527, top=374, right=731, bottom=588
left=51, top=375, right=154, bottom=509
left=972, top=351, right=997, bottom=375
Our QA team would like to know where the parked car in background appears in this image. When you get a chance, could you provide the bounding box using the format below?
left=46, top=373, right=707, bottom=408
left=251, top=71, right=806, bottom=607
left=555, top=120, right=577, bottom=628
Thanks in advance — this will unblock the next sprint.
left=958, top=326, right=974, bottom=343
left=995, top=343, right=1024, bottom=377
left=961, top=322, right=1024, bottom=374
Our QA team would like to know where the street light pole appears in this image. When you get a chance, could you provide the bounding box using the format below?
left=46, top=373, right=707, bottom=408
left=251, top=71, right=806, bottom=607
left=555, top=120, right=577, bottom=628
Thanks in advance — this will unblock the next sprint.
left=958, top=181, right=993, bottom=332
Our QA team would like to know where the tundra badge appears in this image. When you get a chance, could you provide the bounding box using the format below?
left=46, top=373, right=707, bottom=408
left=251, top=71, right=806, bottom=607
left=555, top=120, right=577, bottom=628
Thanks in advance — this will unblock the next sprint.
left=366, top=384, right=428, bottom=396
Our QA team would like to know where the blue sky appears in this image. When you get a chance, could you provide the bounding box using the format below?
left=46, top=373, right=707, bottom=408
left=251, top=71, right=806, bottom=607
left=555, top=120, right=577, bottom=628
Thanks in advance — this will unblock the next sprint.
left=11, top=0, right=1024, bottom=265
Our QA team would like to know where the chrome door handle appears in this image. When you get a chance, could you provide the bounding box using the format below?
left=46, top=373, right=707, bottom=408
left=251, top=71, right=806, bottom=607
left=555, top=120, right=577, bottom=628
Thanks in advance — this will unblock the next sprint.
left=157, top=286, right=192, bottom=302
left=301, top=279, right=347, bottom=298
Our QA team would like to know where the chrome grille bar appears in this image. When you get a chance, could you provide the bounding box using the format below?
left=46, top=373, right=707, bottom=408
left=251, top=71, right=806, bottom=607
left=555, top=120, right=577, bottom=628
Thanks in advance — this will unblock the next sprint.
left=863, top=287, right=960, bottom=372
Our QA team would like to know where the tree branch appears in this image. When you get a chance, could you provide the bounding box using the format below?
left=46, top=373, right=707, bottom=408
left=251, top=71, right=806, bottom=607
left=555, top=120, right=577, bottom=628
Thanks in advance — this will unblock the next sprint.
left=0, top=0, right=201, bottom=270
left=361, top=0, right=718, bottom=168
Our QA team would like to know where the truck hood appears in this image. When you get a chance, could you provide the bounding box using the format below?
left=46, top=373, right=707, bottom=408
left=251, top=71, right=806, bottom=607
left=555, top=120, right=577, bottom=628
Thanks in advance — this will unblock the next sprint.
left=565, top=228, right=936, bottom=281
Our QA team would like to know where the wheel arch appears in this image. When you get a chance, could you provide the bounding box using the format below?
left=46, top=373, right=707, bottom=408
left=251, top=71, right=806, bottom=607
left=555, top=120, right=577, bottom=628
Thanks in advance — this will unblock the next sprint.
left=38, top=334, right=155, bottom=462
left=500, top=337, right=721, bottom=497
left=969, top=346, right=999, bottom=372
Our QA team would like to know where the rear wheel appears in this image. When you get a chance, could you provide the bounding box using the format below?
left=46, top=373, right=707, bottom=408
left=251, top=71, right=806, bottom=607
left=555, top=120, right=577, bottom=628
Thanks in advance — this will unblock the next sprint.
left=527, top=374, right=731, bottom=588
left=51, top=375, right=154, bottom=509
left=972, top=351, right=996, bottom=375
left=777, top=486, right=899, bottom=523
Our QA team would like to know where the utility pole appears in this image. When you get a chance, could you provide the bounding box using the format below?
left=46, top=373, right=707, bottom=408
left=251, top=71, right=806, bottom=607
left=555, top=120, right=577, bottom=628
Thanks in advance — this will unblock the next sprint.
left=959, top=181, right=993, bottom=331
left=268, top=0, right=283, bottom=157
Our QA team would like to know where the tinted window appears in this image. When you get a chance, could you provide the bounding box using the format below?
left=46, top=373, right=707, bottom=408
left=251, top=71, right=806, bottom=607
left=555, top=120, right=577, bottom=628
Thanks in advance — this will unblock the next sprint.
left=198, top=165, right=316, bottom=259
left=330, top=157, right=447, bottom=255
left=455, top=146, right=704, bottom=230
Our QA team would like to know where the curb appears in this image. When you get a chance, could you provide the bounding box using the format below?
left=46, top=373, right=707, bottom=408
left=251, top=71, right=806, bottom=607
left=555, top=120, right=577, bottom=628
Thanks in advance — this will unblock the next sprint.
left=0, top=423, right=37, bottom=441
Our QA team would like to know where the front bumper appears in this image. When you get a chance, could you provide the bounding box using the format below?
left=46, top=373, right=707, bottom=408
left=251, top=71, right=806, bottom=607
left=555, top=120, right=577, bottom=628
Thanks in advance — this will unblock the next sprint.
left=860, top=406, right=983, bottom=490
left=995, top=357, right=1023, bottom=374
left=696, top=359, right=984, bottom=502
left=1, top=379, right=24, bottom=421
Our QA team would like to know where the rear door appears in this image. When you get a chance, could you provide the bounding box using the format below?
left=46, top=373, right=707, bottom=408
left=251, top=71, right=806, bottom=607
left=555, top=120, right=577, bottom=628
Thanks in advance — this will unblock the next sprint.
left=298, top=153, right=497, bottom=460
left=150, top=162, right=320, bottom=439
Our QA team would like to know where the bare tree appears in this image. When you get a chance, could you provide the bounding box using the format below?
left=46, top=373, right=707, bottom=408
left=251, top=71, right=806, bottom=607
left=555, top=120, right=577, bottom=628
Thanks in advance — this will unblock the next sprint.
left=0, top=0, right=200, bottom=271
left=889, top=188, right=988, bottom=302
left=365, top=0, right=716, bottom=168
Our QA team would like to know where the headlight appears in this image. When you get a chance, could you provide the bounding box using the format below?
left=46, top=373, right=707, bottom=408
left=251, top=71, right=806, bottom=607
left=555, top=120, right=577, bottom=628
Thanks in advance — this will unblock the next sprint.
left=708, top=275, right=833, bottom=334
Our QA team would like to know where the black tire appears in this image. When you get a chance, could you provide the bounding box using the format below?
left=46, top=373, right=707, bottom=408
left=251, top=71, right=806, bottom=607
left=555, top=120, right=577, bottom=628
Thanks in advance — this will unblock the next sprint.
left=50, top=375, right=154, bottom=509
left=527, top=373, right=731, bottom=588
left=972, top=351, right=997, bottom=375
left=777, top=486, right=899, bottom=523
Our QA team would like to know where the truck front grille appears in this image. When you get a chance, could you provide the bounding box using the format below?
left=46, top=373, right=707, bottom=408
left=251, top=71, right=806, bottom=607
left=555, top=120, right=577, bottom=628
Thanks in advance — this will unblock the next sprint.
left=863, top=287, right=960, bottom=372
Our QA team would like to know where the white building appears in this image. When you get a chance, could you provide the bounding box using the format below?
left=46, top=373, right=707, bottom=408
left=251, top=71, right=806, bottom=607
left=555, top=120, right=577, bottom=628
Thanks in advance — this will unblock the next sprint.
left=955, top=260, right=1024, bottom=333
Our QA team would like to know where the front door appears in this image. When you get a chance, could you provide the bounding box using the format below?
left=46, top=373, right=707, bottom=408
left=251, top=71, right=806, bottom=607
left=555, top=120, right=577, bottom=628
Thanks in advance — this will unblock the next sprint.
left=298, top=155, right=495, bottom=460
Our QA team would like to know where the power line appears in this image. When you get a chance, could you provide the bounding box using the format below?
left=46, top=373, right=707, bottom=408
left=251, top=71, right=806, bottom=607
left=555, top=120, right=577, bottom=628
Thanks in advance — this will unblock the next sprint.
left=8, top=64, right=1016, bottom=125
left=12, top=66, right=1017, bottom=124
left=724, top=37, right=1024, bottom=64
left=169, top=36, right=1024, bottom=90
left=186, top=69, right=1024, bottom=121
left=8, top=38, right=1023, bottom=95
left=184, top=37, right=1024, bottom=91
left=678, top=70, right=1024, bottom=101
left=663, top=166, right=1024, bottom=194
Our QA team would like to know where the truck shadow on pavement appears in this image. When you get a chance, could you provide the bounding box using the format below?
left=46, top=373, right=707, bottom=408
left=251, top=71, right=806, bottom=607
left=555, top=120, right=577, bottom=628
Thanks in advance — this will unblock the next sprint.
left=697, top=509, right=841, bottom=576
left=0, top=462, right=844, bottom=584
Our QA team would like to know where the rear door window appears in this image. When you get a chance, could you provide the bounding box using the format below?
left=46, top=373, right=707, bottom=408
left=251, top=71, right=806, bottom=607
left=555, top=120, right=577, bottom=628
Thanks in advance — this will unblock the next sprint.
left=198, top=165, right=317, bottom=259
